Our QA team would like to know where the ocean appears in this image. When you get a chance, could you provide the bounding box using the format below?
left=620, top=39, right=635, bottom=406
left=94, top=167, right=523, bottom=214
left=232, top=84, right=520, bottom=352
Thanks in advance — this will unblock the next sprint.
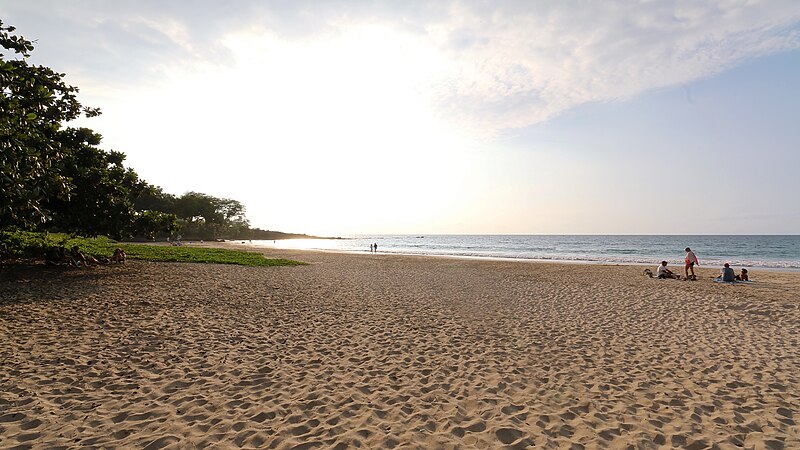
left=247, top=235, right=800, bottom=270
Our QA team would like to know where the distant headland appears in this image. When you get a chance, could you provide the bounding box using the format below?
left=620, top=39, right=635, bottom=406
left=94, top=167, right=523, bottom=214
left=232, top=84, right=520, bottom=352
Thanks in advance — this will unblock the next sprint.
left=231, top=228, right=343, bottom=241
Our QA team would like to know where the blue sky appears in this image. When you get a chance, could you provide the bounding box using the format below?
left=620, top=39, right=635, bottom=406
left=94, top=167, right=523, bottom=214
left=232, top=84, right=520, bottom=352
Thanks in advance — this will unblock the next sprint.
left=2, top=1, right=799, bottom=234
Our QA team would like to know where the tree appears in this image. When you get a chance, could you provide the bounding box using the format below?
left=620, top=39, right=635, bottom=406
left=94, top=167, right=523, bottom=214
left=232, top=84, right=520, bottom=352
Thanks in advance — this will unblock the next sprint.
left=41, top=127, right=177, bottom=239
left=0, top=21, right=100, bottom=229
left=133, top=210, right=179, bottom=241
left=134, top=185, right=176, bottom=213
left=0, top=21, right=177, bottom=240
left=1, top=21, right=251, bottom=241
left=214, top=197, right=249, bottom=238
left=170, top=192, right=249, bottom=239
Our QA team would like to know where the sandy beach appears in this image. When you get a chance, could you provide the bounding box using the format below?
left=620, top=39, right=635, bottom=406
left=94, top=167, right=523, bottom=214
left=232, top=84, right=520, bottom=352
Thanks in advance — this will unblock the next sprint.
left=1, top=247, right=799, bottom=449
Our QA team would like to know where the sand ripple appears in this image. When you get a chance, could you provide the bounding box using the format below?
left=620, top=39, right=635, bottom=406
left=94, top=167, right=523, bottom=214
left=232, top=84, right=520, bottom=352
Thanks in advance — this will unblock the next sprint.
left=1, top=253, right=799, bottom=448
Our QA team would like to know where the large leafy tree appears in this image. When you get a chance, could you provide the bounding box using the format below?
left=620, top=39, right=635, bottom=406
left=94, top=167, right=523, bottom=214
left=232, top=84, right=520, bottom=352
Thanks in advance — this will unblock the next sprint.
left=41, top=127, right=177, bottom=240
left=133, top=209, right=179, bottom=240
left=136, top=187, right=254, bottom=240
left=172, top=192, right=249, bottom=239
left=134, top=185, right=177, bottom=213
left=1, top=22, right=252, bottom=241
left=0, top=21, right=99, bottom=229
left=135, top=189, right=251, bottom=239
left=1, top=21, right=177, bottom=239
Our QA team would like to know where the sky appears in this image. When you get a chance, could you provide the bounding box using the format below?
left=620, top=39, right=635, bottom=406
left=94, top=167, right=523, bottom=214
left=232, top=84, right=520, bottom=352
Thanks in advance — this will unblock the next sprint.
left=2, top=1, right=799, bottom=235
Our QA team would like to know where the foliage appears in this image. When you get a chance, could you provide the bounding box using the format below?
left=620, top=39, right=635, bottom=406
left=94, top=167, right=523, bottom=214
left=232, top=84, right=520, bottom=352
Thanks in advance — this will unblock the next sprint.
left=118, top=244, right=303, bottom=267
left=0, top=21, right=100, bottom=229
left=0, top=22, right=177, bottom=239
left=238, top=228, right=335, bottom=240
left=0, top=22, right=276, bottom=243
left=0, top=231, right=304, bottom=267
left=135, top=190, right=249, bottom=240
left=134, top=185, right=176, bottom=213
left=133, top=210, right=179, bottom=240
left=0, top=230, right=114, bottom=258
left=41, top=127, right=178, bottom=239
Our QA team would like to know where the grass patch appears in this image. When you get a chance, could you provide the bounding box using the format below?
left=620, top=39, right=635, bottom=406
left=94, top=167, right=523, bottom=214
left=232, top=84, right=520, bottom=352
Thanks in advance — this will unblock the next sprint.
left=0, top=231, right=305, bottom=267
left=121, top=244, right=304, bottom=267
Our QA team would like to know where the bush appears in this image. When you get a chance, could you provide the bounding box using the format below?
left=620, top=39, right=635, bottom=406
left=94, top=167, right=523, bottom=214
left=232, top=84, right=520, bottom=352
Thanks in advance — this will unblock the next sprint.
left=0, top=231, right=304, bottom=267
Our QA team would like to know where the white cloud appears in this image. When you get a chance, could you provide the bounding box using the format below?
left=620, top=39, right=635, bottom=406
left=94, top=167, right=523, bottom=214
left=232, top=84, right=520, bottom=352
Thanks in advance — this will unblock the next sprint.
left=414, top=1, right=800, bottom=136
left=5, top=0, right=799, bottom=137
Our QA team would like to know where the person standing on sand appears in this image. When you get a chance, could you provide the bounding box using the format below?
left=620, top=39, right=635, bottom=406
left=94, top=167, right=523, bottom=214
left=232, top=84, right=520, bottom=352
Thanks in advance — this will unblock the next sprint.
left=684, top=247, right=699, bottom=280
left=374, top=243, right=378, bottom=253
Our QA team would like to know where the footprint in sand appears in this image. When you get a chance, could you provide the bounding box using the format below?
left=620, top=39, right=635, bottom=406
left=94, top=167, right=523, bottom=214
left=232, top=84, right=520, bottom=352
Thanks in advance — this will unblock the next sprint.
left=496, top=427, right=525, bottom=444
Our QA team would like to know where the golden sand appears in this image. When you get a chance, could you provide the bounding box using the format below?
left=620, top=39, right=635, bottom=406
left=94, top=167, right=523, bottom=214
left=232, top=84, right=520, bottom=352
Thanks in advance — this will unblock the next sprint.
left=1, top=248, right=798, bottom=449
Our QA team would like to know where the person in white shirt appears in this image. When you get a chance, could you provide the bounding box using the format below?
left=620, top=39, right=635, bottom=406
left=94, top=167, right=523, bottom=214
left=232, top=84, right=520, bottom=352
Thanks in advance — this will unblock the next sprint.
left=657, top=261, right=678, bottom=279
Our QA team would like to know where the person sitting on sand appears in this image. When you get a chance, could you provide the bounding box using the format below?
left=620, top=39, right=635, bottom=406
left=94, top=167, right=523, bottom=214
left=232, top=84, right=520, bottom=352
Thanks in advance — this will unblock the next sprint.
left=656, top=261, right=680, bottom=279
left=45, top=246, right=69, bottom=266
left=111, top=248, right=127, bottom=264
left=684, top=247, right=699, bottom=280
left=45, top=246, right=60, bottom=265
left=62, top=246, right=78, bottom=265
left=53, top=246, right=77, bottom=266
left=735, top=268, right=749, bottom=281
left=719, top=263, right=736, bottom=282
left=70, top=246, right=99, bottom=267
left=70, top=246, right=85, bottom=266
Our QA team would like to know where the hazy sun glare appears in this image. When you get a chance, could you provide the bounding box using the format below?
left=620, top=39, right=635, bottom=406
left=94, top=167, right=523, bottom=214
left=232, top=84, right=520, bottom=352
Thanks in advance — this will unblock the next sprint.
left=84, top=24, right=484, bottom=235
left=12, top=0, right=799, bottom=235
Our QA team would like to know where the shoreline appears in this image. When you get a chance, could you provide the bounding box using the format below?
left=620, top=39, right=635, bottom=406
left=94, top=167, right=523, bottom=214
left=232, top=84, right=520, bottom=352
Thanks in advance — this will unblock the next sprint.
left=204, top=240, right=800, bottom=274
left=208, top=234, right=800, bottom=271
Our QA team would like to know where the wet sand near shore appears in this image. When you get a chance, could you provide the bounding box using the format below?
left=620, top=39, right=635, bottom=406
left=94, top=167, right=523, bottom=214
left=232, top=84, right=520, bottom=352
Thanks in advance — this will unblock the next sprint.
left=1, top=248, right=799, bottom=449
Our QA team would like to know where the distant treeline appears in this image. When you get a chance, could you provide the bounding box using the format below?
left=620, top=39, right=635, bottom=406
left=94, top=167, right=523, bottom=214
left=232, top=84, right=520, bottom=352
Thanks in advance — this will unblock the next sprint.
left=232, top=229, right=335, bottom=241
left=0, top=21, right=311, bottom=242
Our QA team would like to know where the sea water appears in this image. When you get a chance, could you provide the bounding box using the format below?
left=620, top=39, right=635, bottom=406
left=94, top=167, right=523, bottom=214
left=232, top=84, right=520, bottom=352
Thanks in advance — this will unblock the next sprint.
left=247, top=235, right=800, bottom=270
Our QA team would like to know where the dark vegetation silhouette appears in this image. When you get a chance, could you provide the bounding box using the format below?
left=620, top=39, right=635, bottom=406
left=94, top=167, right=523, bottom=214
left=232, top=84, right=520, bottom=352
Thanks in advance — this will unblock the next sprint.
left=1, top=21, right=303, bottom=242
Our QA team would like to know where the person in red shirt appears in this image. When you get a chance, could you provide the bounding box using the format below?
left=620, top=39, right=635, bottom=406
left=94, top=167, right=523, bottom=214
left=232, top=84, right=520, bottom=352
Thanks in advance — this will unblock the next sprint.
left=684, top=247, right=699, bottom=280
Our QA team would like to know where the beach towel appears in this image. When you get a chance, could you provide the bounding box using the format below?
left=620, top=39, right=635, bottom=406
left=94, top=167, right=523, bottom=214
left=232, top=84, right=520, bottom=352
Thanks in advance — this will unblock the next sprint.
left=714, top=279, right=754, bottom=284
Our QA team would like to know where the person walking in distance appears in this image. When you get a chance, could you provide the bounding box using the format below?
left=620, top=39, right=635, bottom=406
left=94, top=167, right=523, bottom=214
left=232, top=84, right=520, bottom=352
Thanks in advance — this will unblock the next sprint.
left=684, top=247, right=699, bottom=280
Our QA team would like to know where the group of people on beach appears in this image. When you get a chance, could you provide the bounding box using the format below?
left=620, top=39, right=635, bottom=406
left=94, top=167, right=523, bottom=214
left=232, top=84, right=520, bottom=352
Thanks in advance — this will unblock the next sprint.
left=167, top=235, right=183, bottom=246
left=719, top=263, right=748, bottom=282
left=646, top=247, right=749, bottom=282
left=369, top=243, right=379, bottom=253
left=45, top=246, right=126, bottom=267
